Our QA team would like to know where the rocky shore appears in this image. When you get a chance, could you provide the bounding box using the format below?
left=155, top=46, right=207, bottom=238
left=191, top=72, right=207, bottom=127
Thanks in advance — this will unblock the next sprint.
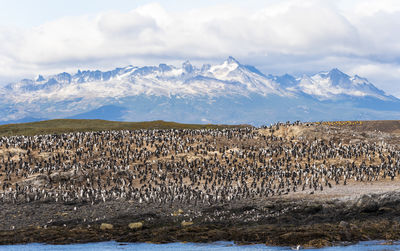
left=1, top=190, right=400, bottom=248
left=1, top=120, right=400, bottom=248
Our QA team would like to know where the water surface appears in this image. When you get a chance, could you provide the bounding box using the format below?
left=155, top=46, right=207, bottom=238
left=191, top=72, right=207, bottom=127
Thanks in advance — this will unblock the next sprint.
left=0, top=241, right=399, bottom=250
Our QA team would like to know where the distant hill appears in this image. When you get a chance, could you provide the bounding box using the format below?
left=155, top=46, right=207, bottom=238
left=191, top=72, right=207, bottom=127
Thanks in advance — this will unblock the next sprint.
left=0, top=119, right=249, bottom=137
left=1, top=57, right=399, bottom=125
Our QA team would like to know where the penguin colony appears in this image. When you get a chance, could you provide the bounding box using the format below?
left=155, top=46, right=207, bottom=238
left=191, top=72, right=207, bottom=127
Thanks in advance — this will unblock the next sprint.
left=0, top=122, right=399, bottom=205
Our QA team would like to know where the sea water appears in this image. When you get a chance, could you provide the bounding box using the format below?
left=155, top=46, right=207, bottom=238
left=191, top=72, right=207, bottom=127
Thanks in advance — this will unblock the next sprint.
left=0, top=241, right=399, bottom=251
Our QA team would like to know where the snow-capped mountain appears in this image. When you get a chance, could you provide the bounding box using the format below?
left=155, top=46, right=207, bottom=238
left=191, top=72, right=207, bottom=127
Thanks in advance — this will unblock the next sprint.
left=295, top=68, right=390, bottom=100
left=0, top=57, right=399, bottom=125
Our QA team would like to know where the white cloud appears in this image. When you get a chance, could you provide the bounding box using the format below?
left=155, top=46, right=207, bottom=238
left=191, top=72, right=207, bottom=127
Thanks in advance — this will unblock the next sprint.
left=0, top=0, right=399, bottom=97
left=353, top=0, right=400, bottom=16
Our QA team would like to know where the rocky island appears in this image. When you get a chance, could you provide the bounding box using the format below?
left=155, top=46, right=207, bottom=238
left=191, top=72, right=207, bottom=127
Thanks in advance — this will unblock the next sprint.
left=0, top=120, right=400, bottom=248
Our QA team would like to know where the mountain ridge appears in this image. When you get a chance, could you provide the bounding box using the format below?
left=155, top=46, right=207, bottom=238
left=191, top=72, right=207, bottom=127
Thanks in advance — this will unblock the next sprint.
left=0, top=57, right=399, bottom=125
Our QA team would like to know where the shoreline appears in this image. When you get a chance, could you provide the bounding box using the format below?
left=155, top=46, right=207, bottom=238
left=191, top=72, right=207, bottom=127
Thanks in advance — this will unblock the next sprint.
left=1, top=190, right=400, bottom=248
left=2, top=240, right=400, bottom=250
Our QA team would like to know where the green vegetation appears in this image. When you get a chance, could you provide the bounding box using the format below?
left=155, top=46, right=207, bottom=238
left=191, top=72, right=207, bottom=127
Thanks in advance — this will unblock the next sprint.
left=0, top=119, right=249, bottom=137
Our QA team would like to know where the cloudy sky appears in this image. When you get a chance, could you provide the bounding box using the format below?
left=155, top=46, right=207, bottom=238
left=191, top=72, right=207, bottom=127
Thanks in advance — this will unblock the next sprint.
left=0, top=0, right=399, bottom=96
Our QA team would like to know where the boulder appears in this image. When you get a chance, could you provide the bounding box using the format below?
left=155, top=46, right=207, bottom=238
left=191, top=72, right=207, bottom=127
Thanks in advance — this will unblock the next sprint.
left=100, top=223, right=113, bottom=230
left=128, top=222, right=143, bottom=230
left=181, top=220, right=193, bottom=227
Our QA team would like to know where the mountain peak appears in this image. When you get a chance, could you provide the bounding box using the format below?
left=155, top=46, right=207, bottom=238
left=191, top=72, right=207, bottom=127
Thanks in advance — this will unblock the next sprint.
left=225, top=56, right=240, bottom=65
left=275, top=74, right=298, bottom=88
left=159, top=63, right=172, bottom=72
left=328, top=68, right=348, bottom=78
left=36, top=75, right=45, bottom=82
left=182, top=60, right=194, bottom=73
